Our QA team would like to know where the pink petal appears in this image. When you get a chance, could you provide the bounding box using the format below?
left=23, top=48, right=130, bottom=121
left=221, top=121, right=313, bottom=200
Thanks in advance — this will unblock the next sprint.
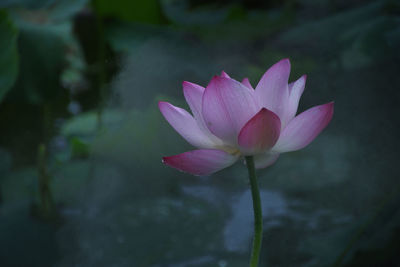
left=273, top=102, right=334, bottom=153
left=220, top=71, right=230, bottom=78
left=183, top=81, right=223, bottom=145
left=182, top=81, right=205, bottom=121
left=159, top=101, right=217, bottom=148
left=163, top=149, right=238, bottom=176
left=242, top=78, right=253, bottom=89
left=254, top=152, right=280, bottom=169
left=238, top=108, right=281, bottom=155
left=285, top=75, right=307, bottom=125
left=255, top=58, right=291, bottom=121
left=202, top=76, right=260, bottom=144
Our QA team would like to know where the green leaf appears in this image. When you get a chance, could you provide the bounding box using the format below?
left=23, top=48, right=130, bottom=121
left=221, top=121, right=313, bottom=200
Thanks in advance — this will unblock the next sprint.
left=61, top=109, right=124, bottom=137
left=0, top=10, right=19, bottom=103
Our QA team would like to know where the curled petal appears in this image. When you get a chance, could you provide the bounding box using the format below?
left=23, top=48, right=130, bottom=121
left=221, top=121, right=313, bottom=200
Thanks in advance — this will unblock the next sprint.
left=202, top=76, right=260, bottom=144
left=273, top=102, right=334, bottom=153
left=159, top=101, right=217, bottom=148
left=242, top=78, right=253, bottom=90
left=254, top=152, right=280, bottom=169
left=285, top=75, right=307, bottom=125
left=255, top=58, right=290, bottom=121
left=238, top=108, right=281, bottom=155
left=163, top=149, right=239, bottom=176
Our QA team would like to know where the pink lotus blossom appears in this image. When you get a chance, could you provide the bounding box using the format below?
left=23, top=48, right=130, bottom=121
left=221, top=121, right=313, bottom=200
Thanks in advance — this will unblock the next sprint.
left=159, top=59, right=334, bottom=175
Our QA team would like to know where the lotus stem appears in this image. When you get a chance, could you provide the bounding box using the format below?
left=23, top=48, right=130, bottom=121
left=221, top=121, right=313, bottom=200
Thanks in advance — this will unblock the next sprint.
left=245, top=156, right=263, bottom=267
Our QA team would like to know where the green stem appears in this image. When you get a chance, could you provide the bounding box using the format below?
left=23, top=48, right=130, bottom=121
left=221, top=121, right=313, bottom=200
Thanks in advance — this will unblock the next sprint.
left=245, top=156, right=263, bottom=267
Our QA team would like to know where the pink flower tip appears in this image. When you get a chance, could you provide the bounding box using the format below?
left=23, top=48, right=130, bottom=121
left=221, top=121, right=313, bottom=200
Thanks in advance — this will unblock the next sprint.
left=162, top=156, right=177, bottom=170
left=209, top=75, right=224, bottom=85
left=158, top=101, right=166, bottom=108
left=327, top=101, right=334, bottom=113
left=281, top=58, right=291, bottom=65
left=220, top=71, right=230, bottom=78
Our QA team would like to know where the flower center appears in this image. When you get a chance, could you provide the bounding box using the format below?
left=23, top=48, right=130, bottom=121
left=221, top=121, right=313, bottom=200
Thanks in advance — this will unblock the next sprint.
left=217, top=145, right=241, bottom=156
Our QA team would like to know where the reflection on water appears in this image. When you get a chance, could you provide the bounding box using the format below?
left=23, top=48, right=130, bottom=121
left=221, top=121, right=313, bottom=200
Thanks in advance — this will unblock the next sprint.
left=223, top=190, right=287, bottom=253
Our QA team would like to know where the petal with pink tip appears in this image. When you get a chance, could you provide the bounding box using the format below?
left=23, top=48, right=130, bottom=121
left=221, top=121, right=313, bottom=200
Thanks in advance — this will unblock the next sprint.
left=273, top=102, right=334, bottom=153
left=255, top=59, right=290, bottom=120
left=238, top=108, right=281, bottom=155
left=163, top=149, right=238, bottom=176
left=285, top=75, right=306, bottom=124
left=182, top=81, right=205, bottom=121
left=242, top=78, right=253, bottom=89
left=159, top=101, right=217, bottom=148
left=220, top=71, right=230, bottom=78
left=254, top=152, right=280, bottom=169
left=202, top=76, right=260, bottom=144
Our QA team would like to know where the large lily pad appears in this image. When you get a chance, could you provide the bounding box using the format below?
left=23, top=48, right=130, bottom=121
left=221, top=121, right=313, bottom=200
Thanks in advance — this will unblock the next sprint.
left=9, top=21, right=68, bottom=104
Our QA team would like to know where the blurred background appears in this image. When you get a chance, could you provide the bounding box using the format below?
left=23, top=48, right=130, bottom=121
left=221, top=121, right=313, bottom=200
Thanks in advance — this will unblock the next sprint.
left=0, top=0, right=399, bottom=266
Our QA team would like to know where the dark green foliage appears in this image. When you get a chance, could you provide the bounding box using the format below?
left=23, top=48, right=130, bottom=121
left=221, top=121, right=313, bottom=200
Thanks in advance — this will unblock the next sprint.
left=0, top=10, right=18, bottom=103
left=10, top=22, right=67, bottom=104
left=92, top=0, right=167, bottom=24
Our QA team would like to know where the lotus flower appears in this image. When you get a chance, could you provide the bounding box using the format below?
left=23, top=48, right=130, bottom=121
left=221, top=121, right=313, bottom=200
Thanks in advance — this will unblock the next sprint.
left=159, top=59, right=333, bottom=175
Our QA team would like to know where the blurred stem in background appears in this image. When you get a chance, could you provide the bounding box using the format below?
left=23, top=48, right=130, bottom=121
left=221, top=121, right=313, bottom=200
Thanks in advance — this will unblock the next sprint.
left=42, top=103, right=51, bottom=145
left=31, top=102, right=58, bottom=220
left=82, top=1, right=110, bottom=184
left=36, top=144, right=56, bottom=220
left=245, top=156, right=263, bottom=267
left=93, top=7, right=107, bottom=131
